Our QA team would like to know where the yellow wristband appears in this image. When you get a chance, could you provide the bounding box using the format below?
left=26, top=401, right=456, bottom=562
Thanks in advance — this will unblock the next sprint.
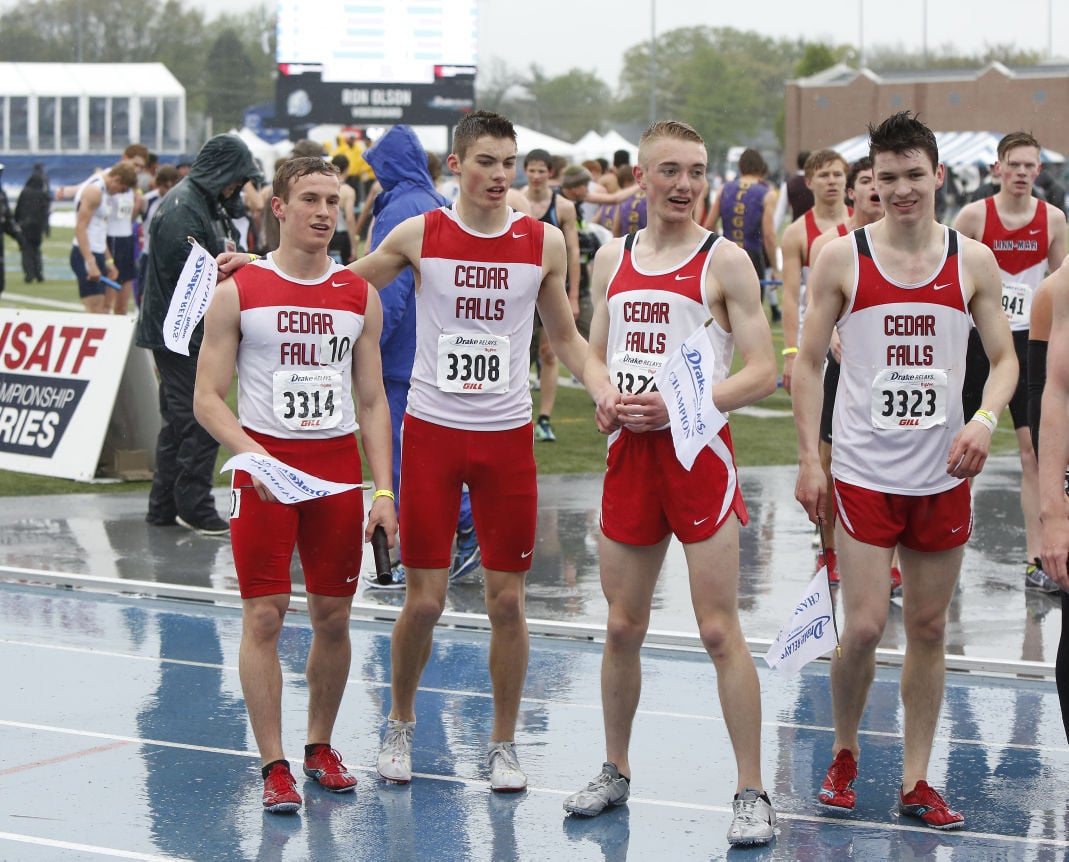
left=248, top=253, right=259, bottom=262
left=106, top=258, right=114, bottom=265
left=372, top=489, right=395, bottom=502
left=971, top=409, right=997, bottom=433
left=781, top=347, right=798, bottom=356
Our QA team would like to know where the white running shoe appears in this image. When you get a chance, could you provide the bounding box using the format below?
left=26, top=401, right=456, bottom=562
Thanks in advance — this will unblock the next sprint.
left=563, top=762, right=630, bottom=816
left=487, top=741, right=527, bottom=792
left=377, top=719, right=415, bottom=783
left=726, top=787, right=776, bottom=846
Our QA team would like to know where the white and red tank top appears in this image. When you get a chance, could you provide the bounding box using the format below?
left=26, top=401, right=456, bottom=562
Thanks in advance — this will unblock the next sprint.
left=981, top=196, right=1049, bottom=331
left=832, top=226, right=971, bottom=495
left=232, top=255, right=368, bottom=439
left=409, top=206, right=545, bottom=430
left=604, top=229, right=735, bottom=431
left=798, top=214, right=849, bottom=345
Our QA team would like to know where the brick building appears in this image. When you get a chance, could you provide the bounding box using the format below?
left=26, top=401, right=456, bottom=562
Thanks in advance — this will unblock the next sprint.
left=784, top=61, right=1069, bottom=168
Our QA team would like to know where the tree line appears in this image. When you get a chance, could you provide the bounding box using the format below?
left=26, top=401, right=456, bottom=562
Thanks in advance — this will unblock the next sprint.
left=0, top=1, right=1047, bottom=160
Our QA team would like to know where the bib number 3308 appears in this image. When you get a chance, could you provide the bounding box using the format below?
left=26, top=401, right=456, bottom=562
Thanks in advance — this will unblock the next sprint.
left=436, top=333, right=509, bottom=393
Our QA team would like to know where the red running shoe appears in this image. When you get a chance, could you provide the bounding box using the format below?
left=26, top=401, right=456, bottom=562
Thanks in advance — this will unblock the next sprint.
left=262, top=762, right=302, bottom=813
left=303, top=745, right=358, bottom=792
left=817, top=549, right=840, bottom=585
left=818, top=748, right=857, bottom=809
left=898, top=780, right=965, bottom=830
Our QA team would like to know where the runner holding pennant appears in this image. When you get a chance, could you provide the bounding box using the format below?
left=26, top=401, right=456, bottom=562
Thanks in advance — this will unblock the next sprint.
left=164, top=237, right=218, bottom=355
left=221, top=452, right=362, bottom=505
left=653, top=318, right=728, bottom=470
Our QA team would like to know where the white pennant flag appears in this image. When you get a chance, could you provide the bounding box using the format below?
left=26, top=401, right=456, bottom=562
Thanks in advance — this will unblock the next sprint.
left=221, top=452, right=360, bottom=505
left=163, top=238, right=219, bottom=355
left=653, top=321, right=727, bottom=470
left=764, top=568, right=839, bottom=675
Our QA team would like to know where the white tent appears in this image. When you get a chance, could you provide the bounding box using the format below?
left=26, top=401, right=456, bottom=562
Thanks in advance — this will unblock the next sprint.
left=514, top=125, right=577, bottom=159
left=830, top=131, right=1065, bottom=167
left=235, top=127, right=293, bottom=178
left=598, top=130, right=639, bottom=164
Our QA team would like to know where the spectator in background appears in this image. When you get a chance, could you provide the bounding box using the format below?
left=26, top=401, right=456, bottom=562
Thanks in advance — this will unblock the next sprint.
left=328, top=154, right=359, bottom=264
left=70, top=162, right=136, bottom=313
left=15, top=172, right=50, bottom=283
left=0, top=164, right=23, bottom=298
left=105, top=143, right=150, bottom=315
left=773, top=150, right=814, bottom=232
left=136, top=133, right=263, bottom=537
left=135, top=164, right=181, bottom=307
left=1035, top=163, right=1067, bottom=217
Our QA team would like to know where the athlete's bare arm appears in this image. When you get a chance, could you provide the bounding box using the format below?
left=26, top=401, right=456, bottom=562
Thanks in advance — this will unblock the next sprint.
left=702, top=188, right=723, bottom=232
left=348, top=213, right=424, bottom=289
left=1038, top=264, right=1069, bottom=586
left=792, top=233, right=852, bottom=524
left=537, top=224, right=588, bottom=382
left=349, top=287, right=399, bottom=545
left=557, top=195, right=582, bottom=313
left=1046, top=204, right=1067, bottom=272
left=948, top=237, right=1018, bottom=478
left=583, top=239, right=626, bottom=434
left=761, top=188, right=779, bottom=277
left=951, top=199, right=985, bottom=242
left=193, top=280, right=274, bottom=496
left=779, top=217, right=807, bottom=393
left=706, top=241, right=778, bottom=412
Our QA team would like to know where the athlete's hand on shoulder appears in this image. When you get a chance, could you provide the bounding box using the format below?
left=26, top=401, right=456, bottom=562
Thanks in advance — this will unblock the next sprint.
left=216, top=251, right=253, bottom=277
left=945, top=421, right=991, bottom=479
left=794, top=459, right=827, bottom=525
left=618, top=391, right=667, bottom=433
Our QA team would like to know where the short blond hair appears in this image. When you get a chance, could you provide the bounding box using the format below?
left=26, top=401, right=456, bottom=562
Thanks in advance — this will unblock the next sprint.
left=638, top=120, right=705, bottom=167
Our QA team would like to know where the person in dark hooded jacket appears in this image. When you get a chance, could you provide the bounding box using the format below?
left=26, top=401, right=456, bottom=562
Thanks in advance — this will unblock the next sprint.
left=362, top=125, right=482, bottom=588
left=136, top=133, right=263, bottom=535
left=15, top=172, right=49, bottom=282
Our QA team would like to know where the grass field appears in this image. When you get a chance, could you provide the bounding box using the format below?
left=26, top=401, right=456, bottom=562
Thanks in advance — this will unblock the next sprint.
left=0, top=225, right=1020, bottom=496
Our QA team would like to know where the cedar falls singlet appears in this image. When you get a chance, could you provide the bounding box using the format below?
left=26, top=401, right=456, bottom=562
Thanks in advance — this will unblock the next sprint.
left=981, top=195, right=1049, bottom=331
left=409, top=206, right=545, bottom=430
left=797, top=211, right=849, bottom=344
left=605, top=229, right=735, bottom=431
left=832, top=226, right=971, bottom=495
left=232, top=256, right=367, bottom=439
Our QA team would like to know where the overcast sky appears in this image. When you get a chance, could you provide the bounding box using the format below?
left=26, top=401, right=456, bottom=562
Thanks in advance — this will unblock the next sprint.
left=196, top=0, right=1066, bottom=86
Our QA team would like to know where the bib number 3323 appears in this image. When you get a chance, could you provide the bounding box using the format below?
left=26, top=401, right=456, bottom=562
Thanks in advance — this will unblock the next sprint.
left=870, top=367, right=948, bottom=430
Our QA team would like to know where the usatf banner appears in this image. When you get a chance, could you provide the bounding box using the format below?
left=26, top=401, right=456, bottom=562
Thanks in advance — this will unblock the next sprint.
left=0, top=310, right=145, bottom=480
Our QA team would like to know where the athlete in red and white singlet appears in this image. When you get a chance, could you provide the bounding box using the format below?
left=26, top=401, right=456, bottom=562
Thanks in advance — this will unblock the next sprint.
left=194, top=158, right=396, bottom=812
left=980, top=195, right=1050, bottom=331
left=600, top=229, right=745, bottom=541
left=344, top=112, right=591, bottom=791
left=832, top=226, right=971, bottom=495
left=792, top=114, right=1017, bottom=830
left=576, top=121, right=779, bottom=845
left=409, top=205, right=545, bottom=430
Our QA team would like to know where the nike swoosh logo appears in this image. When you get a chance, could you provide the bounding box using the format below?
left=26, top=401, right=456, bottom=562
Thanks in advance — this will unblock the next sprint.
left=933, top=283, right=952, bottom=291
left=331, top=280, right=346, bottom=287
left=521, top=548, right=534, bottom=558
left=346, top=574, right=360, bottom=582
left=513, top=232, right=528, bottom=239
left=951, top=525, right=964, bottom=533
left=1029, top=229, right=1042, bottom=235
left=675, top=274, right=696, bottom=281
left=693, top=516, right=710, bottom=526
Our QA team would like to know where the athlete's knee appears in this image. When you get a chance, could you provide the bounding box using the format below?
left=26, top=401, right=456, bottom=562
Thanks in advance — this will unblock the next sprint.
left=242, top=598, right=287, bottom=642
left=842, top=614, right=885, bottom=653
left=903, top=607, right=948, bottom=646
left=309, top=599, right=353, bottom=640
left=486, top=583, right=524, bottom=627
left=605, top=606, right=651, bottom=652
left=539, top=338, right=558, bottom=365
left=402, top=585, right=447, bottom=628
left=696, top=611, right=742, bottom=660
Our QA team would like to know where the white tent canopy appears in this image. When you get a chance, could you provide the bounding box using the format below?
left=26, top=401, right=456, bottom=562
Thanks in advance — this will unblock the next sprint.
left=830, top=131, right=1065, bottom=167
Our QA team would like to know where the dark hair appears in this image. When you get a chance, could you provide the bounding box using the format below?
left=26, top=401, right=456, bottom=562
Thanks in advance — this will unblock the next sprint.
left=738, top=148, right=767, bottom=177
left=596, top=157, right=609, bottom=173
left=154, top=164, right=181, bottom=188
left=867, top=111, right=938, bottom=171
left=796, top=150, right=810, bottom=171
left=331, top=153, right=350, bottom=173
left=846, top=156, right=873, bottom=190
left=613, top=149, right=631, bottom=168
left=426, top=151, right=441, bottom=182
left=452, top=110, right=516, bottom=161
left=272, top=156, right=341, bottom=202
left=524, top=148, right=552, bottom=169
